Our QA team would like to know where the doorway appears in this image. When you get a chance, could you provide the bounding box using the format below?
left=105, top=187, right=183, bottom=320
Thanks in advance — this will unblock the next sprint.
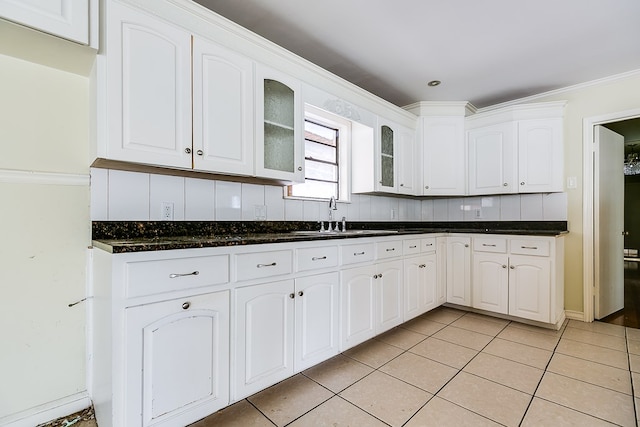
left=599, top=118, right=640, bottom=327
left=583, top=111, right=640, bottom=325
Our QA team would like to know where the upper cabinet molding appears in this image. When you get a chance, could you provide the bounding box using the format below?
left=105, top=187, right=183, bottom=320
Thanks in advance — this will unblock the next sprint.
left=465, top=101, right=567, bottom=129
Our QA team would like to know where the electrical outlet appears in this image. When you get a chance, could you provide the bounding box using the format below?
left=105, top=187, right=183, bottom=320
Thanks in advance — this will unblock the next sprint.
left=254, top=205, right=267, bottom=220
left=161, top=202, right=174, bottom=220
left=390, top=208, right=396, bottom=219
left=475, top=208, right=483, bottom=219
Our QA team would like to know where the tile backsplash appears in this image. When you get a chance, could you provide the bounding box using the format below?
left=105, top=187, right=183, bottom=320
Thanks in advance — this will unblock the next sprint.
left=90, top=169, right=568, bottom=222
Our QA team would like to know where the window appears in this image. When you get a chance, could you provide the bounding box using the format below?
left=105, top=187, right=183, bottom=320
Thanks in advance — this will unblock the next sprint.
left=287, top=106, right=351, bottom=200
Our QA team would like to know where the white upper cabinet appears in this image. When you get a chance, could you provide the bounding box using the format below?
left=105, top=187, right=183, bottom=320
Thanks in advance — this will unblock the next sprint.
left=468, top=121, right=518, bottom=195
left=420, top=116, right=467, bottom=195
left=0, top=0, right=92, bottom=45
left=352, top=117, right=416, bottom=195
left=255, top=65, right=305, bottom=183
left=397, top=125, right=417, bottom=195
left=466, top=101, right=565, bottom=196
left=518, top=118, right=563, bottom=193
left=104, top=1, right=192, bottom=168
left=192, top=36, right=254, bottom=175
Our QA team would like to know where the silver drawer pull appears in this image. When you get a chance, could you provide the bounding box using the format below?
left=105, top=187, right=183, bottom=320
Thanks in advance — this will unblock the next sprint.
left=312, top=256, right=327, bottom=261
left=354, top=251, right=365, bottom=256
left=482, top=244, right=497, bottom=247
left=424, top=243, right=433, bottom=247
left=257, top=262, right=277, bottom=268
left=520, top=246, right=538, bottom=250
left=409, top=245, right=417, bottom=249
left=386, top=248, right=395, bottom=252
left=169, top=271, right=199, bottom=279
left=182, top=301, right=190, bottom=310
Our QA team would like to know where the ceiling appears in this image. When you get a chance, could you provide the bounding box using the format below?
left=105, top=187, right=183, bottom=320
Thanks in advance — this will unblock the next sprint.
left=194, top=0, right=640, bottom=109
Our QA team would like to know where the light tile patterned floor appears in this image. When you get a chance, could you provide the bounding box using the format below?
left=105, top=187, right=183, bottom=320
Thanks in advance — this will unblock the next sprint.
left=191, top=307, right=640, bottom=427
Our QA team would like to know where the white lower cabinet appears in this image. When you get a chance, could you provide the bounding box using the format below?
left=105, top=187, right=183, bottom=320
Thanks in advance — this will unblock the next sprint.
left=446, top=236, right=471, bottom=306
left=404, top=253, right=438, bottom=321
left=508, top=256, right=551, bottom=323
left=341, top=260, right=403, bottom=350
left=233, top=272, right=339, bottom=400
left=294, top=272, right=340, bottom=371
left=341, top=265, right=376, bottom=350
left=125, top=291, right=229, bottom=427
left=471, top=236, right=563, bottom=325
left=472, top=253, right=509, bottom=314
left=233, top=279, right=295, bottom=400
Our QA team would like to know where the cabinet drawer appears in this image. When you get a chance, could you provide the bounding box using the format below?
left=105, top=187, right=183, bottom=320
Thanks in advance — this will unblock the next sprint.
left=510, top=239, right=550, bottom=257
left=421, top=238, right=436, bottom=253
left=125, top=255, right=229, bottom=298
left=341, top=242, right=375, bottom=265
left=235, top=250, right=293, bottom=281
left=403, top=239, right=421, bottom=255
left=376, top=240, right=403, bottom=259
left=473, top=237, right=507, bottom=253
left=296, top=245, right=339, bottom=272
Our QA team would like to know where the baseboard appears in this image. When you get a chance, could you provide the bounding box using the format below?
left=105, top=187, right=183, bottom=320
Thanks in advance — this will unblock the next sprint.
left=0, top=392, right=91, bottom=427
left=564, top=310, right=585, bottom=322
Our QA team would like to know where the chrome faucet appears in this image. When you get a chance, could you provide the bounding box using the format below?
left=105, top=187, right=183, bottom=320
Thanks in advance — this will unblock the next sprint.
left=328, top=196, right=338, bottom=229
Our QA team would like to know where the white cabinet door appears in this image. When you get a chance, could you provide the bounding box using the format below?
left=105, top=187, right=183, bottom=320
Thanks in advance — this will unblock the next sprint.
left=446, top=237, right=471, bottom=306
left=341, top=265, right=376, bottom=351
left=375, top=260, right=403, bottom=333
left=468, top=122, right=518, bottom=195
left=0, top=0, right=89, bottom=44
left=421, top=116, right=466, bottom=195
left=376, top=119, right=398, bottom=193
left=125, top=292, right=229, bottom=427
left=192, top=36, right=254, bottom=175
left=472, top=253, right=509, bottom=314
left=255, top=65, right=304, bottom=182
left=294, top=272, right=340, bottom=372
left=436, top=237, right=448, bottom=306
left=518, top=118, right=563, bottom=193
left=397, top=126, right=417, bottom=195
left=508, top=256, right=551, bottom=323
left=234, top=280, right=294, bottom=400
left=106, top=1, right=192, bottom=168
left=404, top=254, right=437, bottom=321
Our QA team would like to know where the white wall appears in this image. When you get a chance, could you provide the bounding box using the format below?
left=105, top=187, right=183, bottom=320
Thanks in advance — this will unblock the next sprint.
left=0, top=53, right=91, bottom=423
left=90, top=168, right=568, bottom=223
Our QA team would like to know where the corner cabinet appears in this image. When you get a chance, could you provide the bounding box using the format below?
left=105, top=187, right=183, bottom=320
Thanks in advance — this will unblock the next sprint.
left=467, top=102, right=565, bottom=195
left=103, top=1, right=193, bottom=168
left=254, top=65, right=305, bottom=183
left=420, top=116, right=467, bottom=195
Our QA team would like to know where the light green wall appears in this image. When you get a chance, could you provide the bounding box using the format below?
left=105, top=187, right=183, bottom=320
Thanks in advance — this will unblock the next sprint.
left=521, top=73, right=640, bottom=313
left=0, top=53, right=91, bottom=419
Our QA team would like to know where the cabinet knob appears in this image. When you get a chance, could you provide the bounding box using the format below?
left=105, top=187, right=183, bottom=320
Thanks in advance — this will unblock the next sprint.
left=373, top=274, right=378, bottom=279
left=196, top=149, right=203, bottom=156
left=510, top=265, right=515, bottom=269
left=400, top=183, right=404, bottom=187
left=503, top=182, right=508, bottom=187
left=298, top=291, right=304, bottom=297
left=502, top=265, right=507, bottom=269
left=419, top=264, right=426, bottom=268
left=425, top=185, right=430, bottom=189
left=379, top=273, right=383, bottom=278
left=289, top=293, right=295, bottom=299
left=184, top=147, right=192, bottom=154
left=298, top=166, right=303, bottom=171
left=520, top=182, right=525, bottom=185
left=464, top=244, right=469, bottom=248
left=182, top=302, right=190, bottom=310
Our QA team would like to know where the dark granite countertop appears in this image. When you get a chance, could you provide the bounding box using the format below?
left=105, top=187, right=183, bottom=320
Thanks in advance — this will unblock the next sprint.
left=92, top=221, right=568, bottom=254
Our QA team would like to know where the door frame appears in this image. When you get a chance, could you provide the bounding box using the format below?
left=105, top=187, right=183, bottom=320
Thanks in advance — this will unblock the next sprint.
left=582, top=108, right=640, bottom=322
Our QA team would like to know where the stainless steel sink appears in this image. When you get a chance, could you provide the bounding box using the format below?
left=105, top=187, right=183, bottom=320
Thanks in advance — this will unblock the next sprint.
left=289, top=229, right=398, bottom=236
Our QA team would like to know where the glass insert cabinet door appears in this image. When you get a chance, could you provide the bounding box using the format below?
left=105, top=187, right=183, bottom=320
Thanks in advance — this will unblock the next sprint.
left=255, top=65, right=304, bottom=182
left=379, top=124, right=395, bottom=190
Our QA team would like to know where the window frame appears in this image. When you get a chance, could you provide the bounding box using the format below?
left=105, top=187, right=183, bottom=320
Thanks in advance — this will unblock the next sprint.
left=286, top=104, right=351, bottom=202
